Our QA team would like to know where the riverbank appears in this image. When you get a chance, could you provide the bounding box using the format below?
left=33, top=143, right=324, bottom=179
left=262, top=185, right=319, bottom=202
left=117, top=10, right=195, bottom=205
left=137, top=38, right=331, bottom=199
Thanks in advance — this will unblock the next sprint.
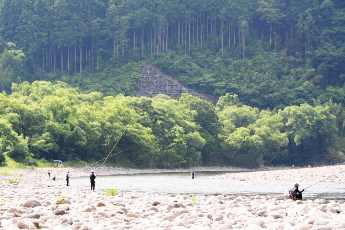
left=213, top=165, right=345, bottom=183
left=1, top=181, right=345, bottom=230
left=1, top=166, right=345, bottom=229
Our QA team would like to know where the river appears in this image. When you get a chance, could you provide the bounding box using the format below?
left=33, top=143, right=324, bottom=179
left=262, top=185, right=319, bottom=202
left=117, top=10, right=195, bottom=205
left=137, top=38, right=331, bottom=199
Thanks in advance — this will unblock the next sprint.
left=46, top=171, right=345, bottom=200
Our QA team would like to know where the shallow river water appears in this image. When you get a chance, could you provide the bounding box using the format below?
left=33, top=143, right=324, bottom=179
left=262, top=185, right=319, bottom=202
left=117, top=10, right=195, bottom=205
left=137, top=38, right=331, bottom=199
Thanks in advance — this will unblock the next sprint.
left=47, top=171, right=345, bottom=200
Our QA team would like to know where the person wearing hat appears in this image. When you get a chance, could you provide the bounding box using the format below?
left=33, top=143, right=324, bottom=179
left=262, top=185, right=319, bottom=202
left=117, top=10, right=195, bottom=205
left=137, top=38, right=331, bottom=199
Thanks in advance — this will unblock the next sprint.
left=90, top=170, right=96, bottom=190
left=289, top=183, right=304, bottom=200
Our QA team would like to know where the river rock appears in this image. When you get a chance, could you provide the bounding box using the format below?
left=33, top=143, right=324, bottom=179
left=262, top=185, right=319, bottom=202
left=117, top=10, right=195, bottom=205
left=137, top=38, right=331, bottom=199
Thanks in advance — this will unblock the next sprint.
left=22, top=199, right=41, bottom=208
left=54, top=209, right=66, bottom=215
left=246, top=224, right=262, bottom=230
left=23, top=213, right=40, bottom=219
left=295, top=224, right=311, bottom=230
left=167, top=202, right=186, bottom=210
left=96, top=202, right=106, bottom=207
left=244, top=218, right=265, bottom=227
left=7, top=208, right=18, bottom=213
left=17, top=220, right=37, bottom=230
left=8, top=224, right=20, bottom=230
left=79, top=206, right=93, bottom=212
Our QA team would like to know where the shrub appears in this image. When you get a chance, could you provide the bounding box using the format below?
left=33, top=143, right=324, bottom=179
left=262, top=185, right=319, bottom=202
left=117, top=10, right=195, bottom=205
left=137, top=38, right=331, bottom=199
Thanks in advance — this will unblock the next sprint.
left=8, top=178, right=20, bottom=184
left=105, top=188, right=118, bottom=196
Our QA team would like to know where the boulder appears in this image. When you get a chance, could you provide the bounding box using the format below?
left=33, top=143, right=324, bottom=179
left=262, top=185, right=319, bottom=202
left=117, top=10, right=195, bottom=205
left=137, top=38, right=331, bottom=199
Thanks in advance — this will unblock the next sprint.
left=167, top=202, right=186, bottom=210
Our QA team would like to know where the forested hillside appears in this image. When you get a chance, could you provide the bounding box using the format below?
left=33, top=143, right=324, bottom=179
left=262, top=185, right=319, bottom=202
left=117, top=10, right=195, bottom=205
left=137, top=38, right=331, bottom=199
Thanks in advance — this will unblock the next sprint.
left=0, top=0, right=344, bottom=167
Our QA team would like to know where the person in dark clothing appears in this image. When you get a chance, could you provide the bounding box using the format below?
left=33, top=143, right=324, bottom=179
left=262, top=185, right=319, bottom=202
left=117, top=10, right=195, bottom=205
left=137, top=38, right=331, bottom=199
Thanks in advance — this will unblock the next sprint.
left=191, top=171, right=195, bottom=179
left=290, top=183, right=304, bottom=200
left=48, top=170, right=51, bottom=178
left=52, top=176, right=56, bottom=181
left=90, top=170, right=96, bottom=190
left=66, top=172, right=70, bottom=186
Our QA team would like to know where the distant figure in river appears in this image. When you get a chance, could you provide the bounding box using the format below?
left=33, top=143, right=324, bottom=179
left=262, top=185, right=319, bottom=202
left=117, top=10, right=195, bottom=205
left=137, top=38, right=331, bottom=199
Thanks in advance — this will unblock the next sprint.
left=292, top=164, right=295, bottom=168
left=289, top=183, right=304, bottom=200
left=90, top=170, right=96, bottom=190
left=66, top=172, right=70, bottom=186
left=48, top=170, right=51, bottom=178
left=52, top=176, right=56, bottom=181
left=191, top=171, right=195, bottom=179
left=308, top=165, right=311, bottom=168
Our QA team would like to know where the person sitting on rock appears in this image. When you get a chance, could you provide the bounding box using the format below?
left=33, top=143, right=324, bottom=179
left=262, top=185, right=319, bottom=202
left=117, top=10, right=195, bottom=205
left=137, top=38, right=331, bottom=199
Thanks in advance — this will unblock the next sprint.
left=290, top=183, right=304, bottom=200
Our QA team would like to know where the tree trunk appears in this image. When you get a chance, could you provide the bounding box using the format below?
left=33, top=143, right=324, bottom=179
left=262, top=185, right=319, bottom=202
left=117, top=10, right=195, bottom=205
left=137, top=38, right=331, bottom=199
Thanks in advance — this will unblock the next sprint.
left=42, top=55, right=44, bottom=71
left=229, top=22, right=231, bottom=48
left=262, top=27, right=264, bottom=43
left=142, top=27, right=144, bottom=60
left=54, top=52, right=56, bottom=70
left=270, top=24, right=272, bottom=51
left=113, top=38, right=116, bottom=57
left=166, top=24, right=168, bottom=51
left=189, top=22, right=190, bottom=55
left=80, top=47, right=82, bottom=74
left=221, top=19, right=224, bottom=55
left=234, top=26, right=236, bottom=44
left=184, top=23, right=187, bottom=55
left=197, top=16, right=198, bottom=46
left=68, top=47, right=70, bottom=74
left=61, top=49, right=64, bottom=72
left=75, top=44, right=76, bottom=75
left=242, top=28, right=245, bottom=60
left=178, top=19, right=180, bottom=47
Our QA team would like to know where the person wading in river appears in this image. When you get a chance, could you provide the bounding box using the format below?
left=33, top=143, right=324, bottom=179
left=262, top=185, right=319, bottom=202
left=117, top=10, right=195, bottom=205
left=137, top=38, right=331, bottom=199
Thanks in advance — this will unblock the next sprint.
left=90, top=170, right=96, bottom=191
left=289, top=183, right=304, bottom=200
left=66, top=171, right=70, bottom=186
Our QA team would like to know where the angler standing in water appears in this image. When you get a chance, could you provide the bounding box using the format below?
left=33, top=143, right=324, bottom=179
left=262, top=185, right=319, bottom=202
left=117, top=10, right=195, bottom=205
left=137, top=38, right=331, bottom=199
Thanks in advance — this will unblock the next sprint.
left=90, top=170, right=96, bottom=190
left=191, top=171, right=195, bottom=179
left=290, top=183, right=304, bottom=200
left=66, top=171, right=70, bottom=186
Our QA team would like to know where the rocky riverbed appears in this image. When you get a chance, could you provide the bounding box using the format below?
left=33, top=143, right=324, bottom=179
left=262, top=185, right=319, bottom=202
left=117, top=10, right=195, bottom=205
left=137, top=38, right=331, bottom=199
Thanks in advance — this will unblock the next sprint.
left=0, top=166, right=344, bottom=230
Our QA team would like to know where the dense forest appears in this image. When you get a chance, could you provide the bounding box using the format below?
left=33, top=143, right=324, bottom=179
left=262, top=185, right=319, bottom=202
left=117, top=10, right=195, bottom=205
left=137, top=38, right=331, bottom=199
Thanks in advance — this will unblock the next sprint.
left=0, top=0, right=344, bottom=167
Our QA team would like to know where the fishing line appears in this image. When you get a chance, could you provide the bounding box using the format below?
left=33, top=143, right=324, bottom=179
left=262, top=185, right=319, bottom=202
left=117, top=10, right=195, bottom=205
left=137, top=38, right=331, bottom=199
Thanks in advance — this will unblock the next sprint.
left=303, top=167, right=345, bottom=190
left=88, top=148, right=129, bottom=167
left=101, top=124, right=130, bottom=166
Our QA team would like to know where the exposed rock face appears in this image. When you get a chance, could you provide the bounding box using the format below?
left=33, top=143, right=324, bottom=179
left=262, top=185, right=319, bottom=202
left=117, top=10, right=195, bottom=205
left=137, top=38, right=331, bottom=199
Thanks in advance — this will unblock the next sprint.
left=137, top=65, right=217, bottom=104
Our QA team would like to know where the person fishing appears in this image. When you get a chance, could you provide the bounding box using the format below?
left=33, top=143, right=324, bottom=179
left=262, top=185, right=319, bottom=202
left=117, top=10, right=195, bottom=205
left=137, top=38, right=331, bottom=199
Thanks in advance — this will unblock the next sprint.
left=191, top=171, right=195, bottom=179
left=289, top=183, right=304, bottom=200
left=66, top=171, right=70, bottom=186
left=90, top=170, right=96, bottom=190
